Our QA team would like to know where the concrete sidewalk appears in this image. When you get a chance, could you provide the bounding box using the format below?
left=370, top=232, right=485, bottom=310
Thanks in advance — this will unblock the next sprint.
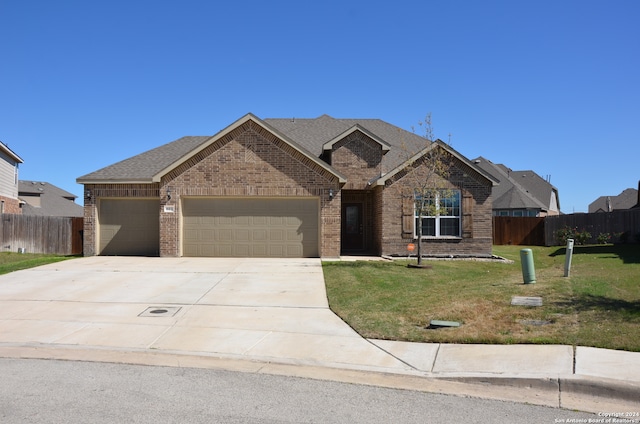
left=0, top=257, right=637, bottom=413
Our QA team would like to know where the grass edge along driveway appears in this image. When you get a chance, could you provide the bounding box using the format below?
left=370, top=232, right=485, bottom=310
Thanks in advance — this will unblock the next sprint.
left=323, top=245, right=640, bottom=352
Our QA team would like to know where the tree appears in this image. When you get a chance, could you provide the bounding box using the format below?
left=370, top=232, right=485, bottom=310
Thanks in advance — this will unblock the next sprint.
left=401, top=113, right=454, bottom=267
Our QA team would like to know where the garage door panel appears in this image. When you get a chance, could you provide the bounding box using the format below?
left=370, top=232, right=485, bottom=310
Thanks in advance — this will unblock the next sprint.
left=182, top=198, right=318, bottom=258
left=269, top=229, right=285, bottom=241
left=250, top=244, right=265, bottom=256
left=252, top=230, right=267, bottom=241
left=235, top=229, right=250, bottom=242
left=253, top=216, right=267, bottom=225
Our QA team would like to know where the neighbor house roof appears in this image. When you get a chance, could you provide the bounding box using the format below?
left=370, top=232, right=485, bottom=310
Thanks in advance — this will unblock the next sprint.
left=589, top=187, right=638, bottom=213
left=472, top=157, right=558, bottom=212
left=18, top=181, right=83, bottom=217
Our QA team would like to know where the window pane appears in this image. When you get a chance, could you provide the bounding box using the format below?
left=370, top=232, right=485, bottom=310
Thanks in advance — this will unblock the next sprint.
left=417, top=217, right=435, bottom=236
left=414, top=192, right=436, bottom=217
left=439, top=190, right=460, bottom=216
left=440, top=217, right=460, bottom=236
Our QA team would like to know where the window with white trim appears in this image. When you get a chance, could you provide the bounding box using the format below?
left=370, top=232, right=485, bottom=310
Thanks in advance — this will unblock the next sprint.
left=415, top=189, right=461, bottom=238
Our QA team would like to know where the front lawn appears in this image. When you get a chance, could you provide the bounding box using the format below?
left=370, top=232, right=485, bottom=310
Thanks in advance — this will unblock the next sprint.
left=323, top=244, right=640, bottom=352
left=0, top=252, right=75, bottom=275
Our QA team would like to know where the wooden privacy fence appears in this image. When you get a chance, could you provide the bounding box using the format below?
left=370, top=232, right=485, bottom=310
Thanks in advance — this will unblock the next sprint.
left=0, top=214, right=83, bottom=255
left=545, top=209, right=640, bottom=246
left=493, top=216, right=545, bottom=245
left=494, top=209, right=640, bottom=246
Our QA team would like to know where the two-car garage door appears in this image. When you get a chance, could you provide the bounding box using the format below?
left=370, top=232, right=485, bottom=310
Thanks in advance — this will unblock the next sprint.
left=182, top=197, right=319, bottom=257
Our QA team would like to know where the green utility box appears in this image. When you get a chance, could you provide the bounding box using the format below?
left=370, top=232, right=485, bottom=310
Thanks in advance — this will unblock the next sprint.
left=520, top=248, right=536, bottom=284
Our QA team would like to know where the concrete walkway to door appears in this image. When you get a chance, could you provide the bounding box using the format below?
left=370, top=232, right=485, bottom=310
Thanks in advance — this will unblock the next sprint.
left=0, top=257, right=411, bottom=373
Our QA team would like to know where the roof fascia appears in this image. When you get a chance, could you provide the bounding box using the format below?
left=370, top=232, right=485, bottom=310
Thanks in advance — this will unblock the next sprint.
left=76, top=178, right=155, bottom=184
left=0, top=142, right=24, bottom=163
left=322, top=124, right=391, bottom=152
left=152, top=113, right=347, bottom=184
left=375, top=140, right=499, bottom=186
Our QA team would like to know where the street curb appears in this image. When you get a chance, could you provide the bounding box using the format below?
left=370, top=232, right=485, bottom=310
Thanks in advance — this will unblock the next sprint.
left=560, top=376, right=640, bottom=404
left=1, top=344, right=638, bottom=413
left=439, top=375, right=640, bottom=413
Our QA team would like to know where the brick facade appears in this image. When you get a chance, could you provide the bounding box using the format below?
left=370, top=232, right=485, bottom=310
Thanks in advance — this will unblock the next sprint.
left=159, top=122, right=341, bottom=257
left=80, top=115, right=494, bottom=258
left=83, top=121, right=342, bottom=257
left=380, top=160, right=493, bottom=256
left=330, top=132, right=384, bottom=189
left=81, top=183, right=160, bottom=256
left=0, top=195, right=22, bottom=214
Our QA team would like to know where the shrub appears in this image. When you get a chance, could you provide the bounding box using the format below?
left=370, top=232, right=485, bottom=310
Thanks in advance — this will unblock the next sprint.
left=555, top=226, right=592, bottom=245
left=597, top=233, right=611, bottom=244
left=555, top=226, right=576, bottom=245
left=575, top=229, right=592, bottom=245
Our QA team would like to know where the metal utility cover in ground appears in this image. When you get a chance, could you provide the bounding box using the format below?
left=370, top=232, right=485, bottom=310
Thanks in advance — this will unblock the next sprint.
left=139, top=306, right=182, bottom=317
left=429, top=320, right=461, bottom=328
left=511, top=296, right=543, bottom=307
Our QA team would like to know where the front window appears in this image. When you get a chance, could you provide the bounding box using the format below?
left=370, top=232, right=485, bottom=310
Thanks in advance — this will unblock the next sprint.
left=415, top=189, right=461, bottom=238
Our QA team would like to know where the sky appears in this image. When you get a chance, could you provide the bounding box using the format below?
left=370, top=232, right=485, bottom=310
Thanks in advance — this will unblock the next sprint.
left=1, top=0, right=638, bottom=213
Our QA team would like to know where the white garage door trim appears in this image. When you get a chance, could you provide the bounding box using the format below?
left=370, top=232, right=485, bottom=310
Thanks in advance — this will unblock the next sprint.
left=98, top=198, right=160, bottom=256
left=181, top=197, right=320, bottom=258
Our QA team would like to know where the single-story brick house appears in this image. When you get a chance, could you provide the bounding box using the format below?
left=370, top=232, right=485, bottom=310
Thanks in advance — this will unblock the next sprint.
left=77, top=113, right=497, bottom=258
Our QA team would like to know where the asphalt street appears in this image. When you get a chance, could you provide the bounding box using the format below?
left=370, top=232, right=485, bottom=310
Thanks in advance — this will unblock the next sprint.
left=1, top=358, right=600, bottom=424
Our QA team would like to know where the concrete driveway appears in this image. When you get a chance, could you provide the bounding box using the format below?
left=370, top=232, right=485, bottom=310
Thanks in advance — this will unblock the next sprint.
left=1, top=257, right=639, bottom=412
left=0, top=257, right=412, bottom=372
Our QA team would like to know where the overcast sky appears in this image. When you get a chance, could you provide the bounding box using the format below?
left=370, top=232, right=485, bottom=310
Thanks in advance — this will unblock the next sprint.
left=1, top=0, right=638, bottom=213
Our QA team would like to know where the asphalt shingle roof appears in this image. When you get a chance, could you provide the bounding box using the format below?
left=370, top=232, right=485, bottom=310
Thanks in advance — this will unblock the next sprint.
left=18, top=181, right=84, bottom=217
left=472, top=157, right=552, bottom=211
left=77, top=115, right=433, bottom=184
left=264, top=115, right=429, bottom=173
left=589, top=188, right=639, bottom=212
left=77, top=136, right=211, bottom=182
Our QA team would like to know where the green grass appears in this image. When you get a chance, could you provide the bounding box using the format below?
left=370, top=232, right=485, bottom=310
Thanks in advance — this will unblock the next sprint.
left=0, top=252, right=76, bottom=275
left=323, top=244, right=640, bottom=352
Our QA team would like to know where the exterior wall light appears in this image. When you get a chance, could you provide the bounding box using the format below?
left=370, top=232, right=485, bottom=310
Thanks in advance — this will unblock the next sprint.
left=85, top=189, right=91, bottom=200
left=328, top=189, right=334, bottom=200
left=167, top=187, right=172, bottom=201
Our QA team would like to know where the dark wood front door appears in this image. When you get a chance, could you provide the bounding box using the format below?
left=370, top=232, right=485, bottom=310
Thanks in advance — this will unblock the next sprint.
left=342, top=203, right=363, bottom=251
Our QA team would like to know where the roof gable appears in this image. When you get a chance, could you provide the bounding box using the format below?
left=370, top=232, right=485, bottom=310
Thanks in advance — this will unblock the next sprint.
left=265, top=115, right=428, bottom=173
left=322, top=124, right=391, bottom=152
left=77, top=114, right=347, bottom=184
left=375, top=140, right=498, bottom=187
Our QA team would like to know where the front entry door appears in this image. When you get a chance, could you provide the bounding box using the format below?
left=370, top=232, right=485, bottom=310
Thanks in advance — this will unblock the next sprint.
left=342, top=203, right=363, bottom=251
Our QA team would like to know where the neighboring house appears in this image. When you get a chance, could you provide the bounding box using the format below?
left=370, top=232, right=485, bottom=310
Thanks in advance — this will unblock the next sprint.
left=77, top=113, right=497, bottom=258
left=589, top=185, right=639, bottom=213
left=472, top=157, right=560, bottom=217
left=18, top=181, right=84, bottom=217
left=0, top=141, right=24, bottom=214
